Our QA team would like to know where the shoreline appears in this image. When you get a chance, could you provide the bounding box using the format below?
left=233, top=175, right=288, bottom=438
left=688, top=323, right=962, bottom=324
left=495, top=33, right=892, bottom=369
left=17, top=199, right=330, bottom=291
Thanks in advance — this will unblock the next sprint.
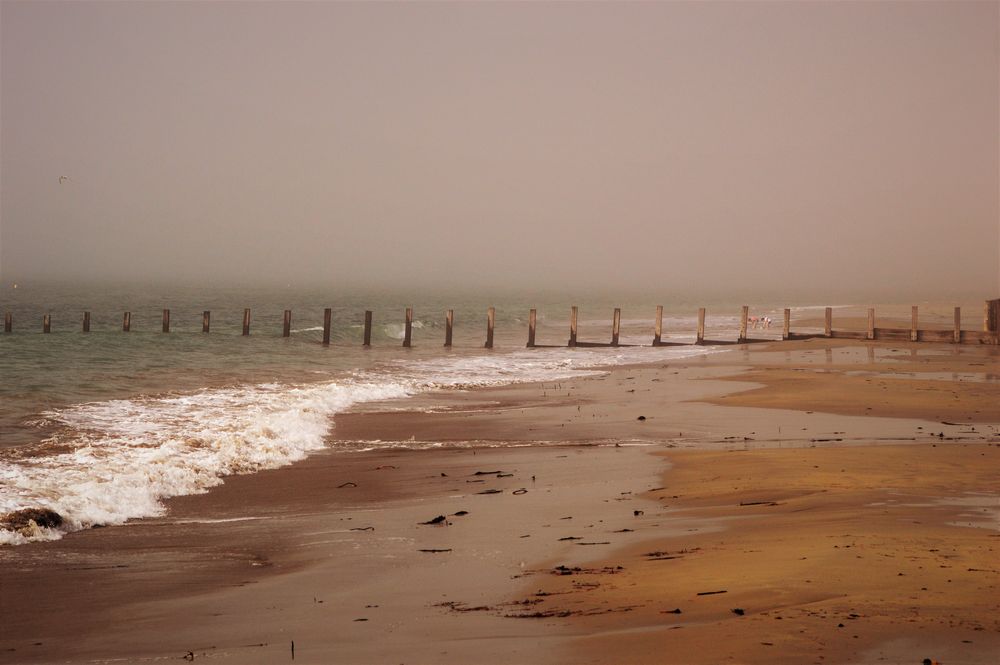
left=2, top=444, right=671, bottom=664
left=1, top=338, right=998, bottom=664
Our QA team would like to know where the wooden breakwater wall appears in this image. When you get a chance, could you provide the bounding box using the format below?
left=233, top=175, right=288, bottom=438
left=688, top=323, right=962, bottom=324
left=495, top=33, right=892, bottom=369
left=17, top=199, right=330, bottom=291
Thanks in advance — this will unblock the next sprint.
left=3, top=300, right=999, bottom=347
left=786, top=301, right=1000, bottom=345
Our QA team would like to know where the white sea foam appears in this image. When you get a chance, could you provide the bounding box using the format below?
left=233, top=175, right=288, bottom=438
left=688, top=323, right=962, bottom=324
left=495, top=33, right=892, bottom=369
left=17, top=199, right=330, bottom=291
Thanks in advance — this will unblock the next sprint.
left=0, top=345, right=717, bottom=545
left=382, top=320, right=425, bottom=340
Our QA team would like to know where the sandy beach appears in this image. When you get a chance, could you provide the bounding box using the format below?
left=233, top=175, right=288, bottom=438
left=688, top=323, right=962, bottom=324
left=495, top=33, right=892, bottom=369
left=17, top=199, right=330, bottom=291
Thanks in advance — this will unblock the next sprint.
left=2, top=338, right=998, bottom=664
left=5, top=1, right=999, bottom=662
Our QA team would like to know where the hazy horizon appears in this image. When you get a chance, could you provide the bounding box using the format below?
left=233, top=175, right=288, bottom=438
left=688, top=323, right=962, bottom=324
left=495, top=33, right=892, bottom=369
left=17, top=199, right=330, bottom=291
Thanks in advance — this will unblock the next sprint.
left=2, top=1, right=998, bottom=301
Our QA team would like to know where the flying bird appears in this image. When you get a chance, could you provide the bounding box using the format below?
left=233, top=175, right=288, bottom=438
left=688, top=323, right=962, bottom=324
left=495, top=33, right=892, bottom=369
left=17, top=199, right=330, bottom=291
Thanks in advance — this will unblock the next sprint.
left=59, top=175, right=71, bottom=184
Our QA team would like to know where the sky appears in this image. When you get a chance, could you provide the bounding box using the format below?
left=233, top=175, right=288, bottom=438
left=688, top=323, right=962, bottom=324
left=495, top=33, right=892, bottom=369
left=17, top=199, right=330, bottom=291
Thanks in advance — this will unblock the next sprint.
left=1, top=1, right=997, bottom=300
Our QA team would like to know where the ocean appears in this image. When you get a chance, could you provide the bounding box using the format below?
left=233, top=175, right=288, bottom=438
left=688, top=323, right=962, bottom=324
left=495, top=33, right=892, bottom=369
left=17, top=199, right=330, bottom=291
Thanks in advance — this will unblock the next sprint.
left=0, top=281, right=920, bottom=545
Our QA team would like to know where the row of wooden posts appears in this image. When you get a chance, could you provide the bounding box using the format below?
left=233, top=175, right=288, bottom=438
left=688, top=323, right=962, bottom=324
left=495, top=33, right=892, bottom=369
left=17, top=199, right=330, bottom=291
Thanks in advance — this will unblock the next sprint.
left=5, top=300, right=999, bottom=346
left=6, top=306, right=445, bottom=347
left=787, top=304, right=999, bottom=345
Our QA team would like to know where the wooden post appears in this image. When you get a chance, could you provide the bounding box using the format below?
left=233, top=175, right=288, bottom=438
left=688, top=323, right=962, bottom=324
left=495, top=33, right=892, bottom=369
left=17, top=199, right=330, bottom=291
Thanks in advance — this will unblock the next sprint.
left=323, top=308, right=332, bottom=346
left=403, top=307, right=412, bottom=347
left=202, top=311, right=211, bottom=333
left=696, top=308, right=705, bottom=344
left=611, top=308, right=621, bottom=346
left=738, top=305, right=749, bottom=342
left=568, top=306, right=578, bottom=347
left=43, top=314, right=51, bottom=333
left=867, top=308, right=875, bottom=340
left=653, top=305, right=663, bottom=345
left=953, top=307, right=961, bottom=344
left=123, top=311, right=131, bottom=332
left=363, top=310, right=372, bottom=346
left=527, top=308, right=537, bottom=347
left=83, top=311, right=90, bottom=333
left=162, top=309, right=170, bottom=333
left=782, top=308, right=791, bottom=340
left=824, top=307, right=832, bottom=337
left=986, top=299, right=1000, bottom=334
left=485, top=307, right=495, bottom=348
left=283, top=310, right=292, bottom=337
left=4, top=312, right=11, bottom=333
left=910, top=306, right=918, bottom=342
left=444, top=309, right=454, bottom=347
left=242, top=308, right=251, bottom=336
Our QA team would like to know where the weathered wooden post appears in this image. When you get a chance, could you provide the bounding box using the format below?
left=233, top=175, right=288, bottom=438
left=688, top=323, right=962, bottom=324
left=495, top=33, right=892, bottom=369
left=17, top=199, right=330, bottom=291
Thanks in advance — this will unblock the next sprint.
left=568, top=306, right=578, bottom=347
left=696, top=308, right=705, bottom=344
left=782, top=308, right=791, bottom=340
left=242, top=308, right=251, bottom=336
left=485, top=307, right=495, bottom=348
left=83, top=311, right=90, bottom=333
left=282, top=310, right=292, bottom=337
left=403, top=307, right=413, bottom=347
left=985, top=299, right=999, bottom=336
left=4, top=312, right=11, bottom=333
left=611, top=308, right=621, bottom=346
left=322, top=308, right=332, bottom=346
left=653, top=305, right=663, bottom=345
left=202, top=311, right=211, bottom=333
left=953, top=307, right=961, bottom=344
left=42, top=314, right=51, bottom=333
left=162, top=309, right=170, bottom=333
left=824, top=307, right=832, bottom=337
left=444, top=309, right=454, bottom=347
left=527, top=308, right=537, bottom=347
left=123, top=311, right=131, bottom=332
left=867, top=308, right=875, bottom=340
left=910, top=306, right=918, bottom=342
left=738, top=305, right=749, bottom=342
left=363, top=310, right=372, bottom=346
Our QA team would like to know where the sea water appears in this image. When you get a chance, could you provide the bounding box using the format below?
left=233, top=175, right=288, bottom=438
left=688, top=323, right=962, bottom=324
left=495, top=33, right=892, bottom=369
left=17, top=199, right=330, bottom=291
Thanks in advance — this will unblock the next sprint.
left=0, top=281, right=806, bottom=545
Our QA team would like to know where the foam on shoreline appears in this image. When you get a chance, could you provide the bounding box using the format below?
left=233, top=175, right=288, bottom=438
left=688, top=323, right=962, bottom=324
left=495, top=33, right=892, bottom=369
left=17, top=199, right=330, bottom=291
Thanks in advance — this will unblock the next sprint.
left=0, top=345, right=717, bottom=545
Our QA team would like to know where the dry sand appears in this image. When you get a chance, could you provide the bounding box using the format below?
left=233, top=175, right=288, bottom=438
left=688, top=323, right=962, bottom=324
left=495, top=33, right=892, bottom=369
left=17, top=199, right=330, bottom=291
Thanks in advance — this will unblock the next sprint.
left=1, top=338, right=998, bottom=664
left=525, top=443, right=1000, bottom=665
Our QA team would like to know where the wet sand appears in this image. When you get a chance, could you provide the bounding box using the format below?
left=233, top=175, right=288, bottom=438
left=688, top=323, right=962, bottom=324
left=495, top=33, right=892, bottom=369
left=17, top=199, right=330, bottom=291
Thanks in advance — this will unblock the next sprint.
left=1, top=339, right=998, bottom=664
left=523, top=442, right=1000, bottom=665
